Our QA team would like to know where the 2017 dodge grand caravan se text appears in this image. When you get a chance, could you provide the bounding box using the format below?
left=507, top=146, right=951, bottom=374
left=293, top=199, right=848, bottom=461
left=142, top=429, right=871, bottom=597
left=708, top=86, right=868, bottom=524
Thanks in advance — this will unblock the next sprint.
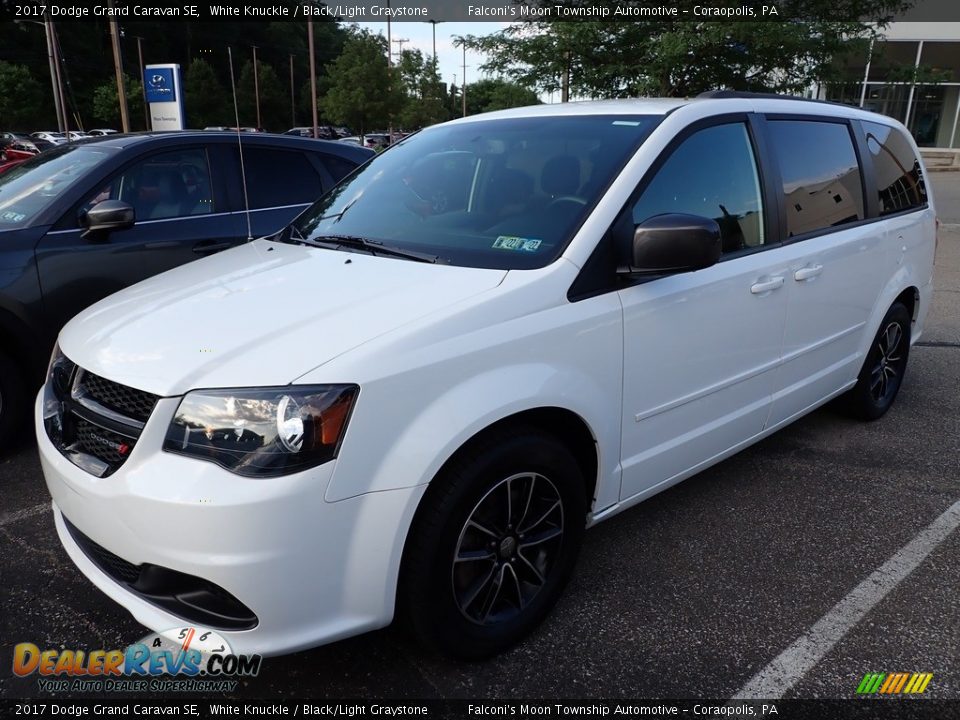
left=37, top=95, right=936, bottom=659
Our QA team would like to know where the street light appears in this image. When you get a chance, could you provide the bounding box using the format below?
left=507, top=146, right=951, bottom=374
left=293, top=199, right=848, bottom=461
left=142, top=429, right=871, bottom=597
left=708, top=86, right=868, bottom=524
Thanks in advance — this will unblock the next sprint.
left=426, top=19, right=443, bottom=61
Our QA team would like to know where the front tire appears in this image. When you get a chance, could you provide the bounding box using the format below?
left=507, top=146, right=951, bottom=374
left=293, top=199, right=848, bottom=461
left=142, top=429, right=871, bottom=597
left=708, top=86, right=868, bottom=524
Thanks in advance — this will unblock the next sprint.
left=842, top=302, right=911, bottom=421
left=399, top=427, right=587, bottom=660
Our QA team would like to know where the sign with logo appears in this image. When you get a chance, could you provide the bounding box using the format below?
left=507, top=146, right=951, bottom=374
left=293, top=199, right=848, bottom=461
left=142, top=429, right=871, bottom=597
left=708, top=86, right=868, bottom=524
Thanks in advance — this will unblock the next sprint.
left=145, top=67, right=176, bottom=103
left=144, top=63, right=185, bottom=131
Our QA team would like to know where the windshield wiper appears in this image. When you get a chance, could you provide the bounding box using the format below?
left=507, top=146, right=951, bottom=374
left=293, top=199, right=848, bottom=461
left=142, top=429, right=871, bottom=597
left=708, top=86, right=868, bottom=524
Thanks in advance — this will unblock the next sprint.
left=308, top=234, right=445, bottom=264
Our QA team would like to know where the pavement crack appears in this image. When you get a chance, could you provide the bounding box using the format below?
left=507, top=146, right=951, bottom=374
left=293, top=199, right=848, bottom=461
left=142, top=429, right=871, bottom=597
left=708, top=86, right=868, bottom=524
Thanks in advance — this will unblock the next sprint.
left=0, top=503, right=50, bottom=527
left=915, top=341, right=960, bottom=348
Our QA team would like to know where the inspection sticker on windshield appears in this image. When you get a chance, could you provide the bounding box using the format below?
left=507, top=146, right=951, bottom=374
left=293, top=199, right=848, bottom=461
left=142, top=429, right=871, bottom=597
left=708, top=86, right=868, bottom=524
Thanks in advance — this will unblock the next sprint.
left=494, top=236, right=542, bottom=252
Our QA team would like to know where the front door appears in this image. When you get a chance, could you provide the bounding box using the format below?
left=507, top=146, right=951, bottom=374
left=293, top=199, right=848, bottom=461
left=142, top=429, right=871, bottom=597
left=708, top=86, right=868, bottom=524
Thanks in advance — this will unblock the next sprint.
left=619, top=119, right=788, bottom=501
left=36, top=146, right=244, bottom=332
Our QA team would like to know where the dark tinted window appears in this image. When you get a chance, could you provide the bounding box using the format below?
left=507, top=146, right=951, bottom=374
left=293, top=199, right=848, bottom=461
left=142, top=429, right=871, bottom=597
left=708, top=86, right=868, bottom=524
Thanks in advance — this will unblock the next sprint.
left=84, top=148, right=214, bottom=222
left=767, top=120, right=864, bottom=237
left=317, top=153, right=360, bottom=183
left=292, top=115, right=658, bottom=270
left=243, top=148, right=322, bottom=209
left=862, top=120, right=927, bottom=215
left=632, top=123, right=765, bottom=253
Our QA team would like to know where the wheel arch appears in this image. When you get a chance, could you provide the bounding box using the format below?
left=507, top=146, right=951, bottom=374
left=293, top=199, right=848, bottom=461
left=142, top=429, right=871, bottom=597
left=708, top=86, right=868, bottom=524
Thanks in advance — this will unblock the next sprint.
left=426, top=406, right=599, bottom=510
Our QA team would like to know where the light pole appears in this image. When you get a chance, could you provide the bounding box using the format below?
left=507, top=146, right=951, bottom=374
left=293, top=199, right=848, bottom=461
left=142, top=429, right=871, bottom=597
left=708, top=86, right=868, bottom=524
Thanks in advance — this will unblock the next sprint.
left=16, top=18, right=65, bottom=132
left=289, top=54, right=296, bottom=128
left=308, top=20, right=318, bottom=139
left=107, top=1, right=129, bottom=132
left=427, top=19, right=442, bottom=61
left=252, top=45, right=261, bottom=129
left=134, top=36, right=147, bottom=129
left=49, top=21, right=70, bottom=132
left=461, top=44, right=468, bottom=118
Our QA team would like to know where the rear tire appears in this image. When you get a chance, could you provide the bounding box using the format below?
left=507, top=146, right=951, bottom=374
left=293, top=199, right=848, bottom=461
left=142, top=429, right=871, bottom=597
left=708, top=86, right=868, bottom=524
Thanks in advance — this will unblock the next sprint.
left=841, top=302, right=911, bottom=421
left=399, top=427, right=587, bottom=660
left=0, top=349, right=28, bottom=454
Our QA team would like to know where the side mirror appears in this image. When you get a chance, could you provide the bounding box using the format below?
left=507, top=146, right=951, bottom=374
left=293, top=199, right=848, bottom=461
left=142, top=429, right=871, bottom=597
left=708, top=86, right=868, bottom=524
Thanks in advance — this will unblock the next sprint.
left=624, top=213, right=721, bottom=275
left=81, top=200, right=135, bottom=239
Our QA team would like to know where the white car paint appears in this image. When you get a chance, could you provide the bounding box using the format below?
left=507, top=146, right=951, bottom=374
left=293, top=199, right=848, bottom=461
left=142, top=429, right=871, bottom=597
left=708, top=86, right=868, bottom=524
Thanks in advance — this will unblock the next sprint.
left=37, top=96, right=936, bottom=655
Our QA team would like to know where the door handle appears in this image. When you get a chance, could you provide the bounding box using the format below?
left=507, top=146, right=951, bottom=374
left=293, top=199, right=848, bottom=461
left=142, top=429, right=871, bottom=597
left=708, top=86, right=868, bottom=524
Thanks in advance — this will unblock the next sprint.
left=193, top=241, right=236, bottom=255
left=750, top=276, right=784, bottom=295
left=794, top=264, right=823, bottom=281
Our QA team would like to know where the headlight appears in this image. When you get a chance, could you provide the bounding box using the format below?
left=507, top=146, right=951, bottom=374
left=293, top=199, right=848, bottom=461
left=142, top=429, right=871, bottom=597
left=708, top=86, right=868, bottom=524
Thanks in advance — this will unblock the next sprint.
left=163, top=385, right=359, bottom=478
left=44, top=343, right=77, bottom=422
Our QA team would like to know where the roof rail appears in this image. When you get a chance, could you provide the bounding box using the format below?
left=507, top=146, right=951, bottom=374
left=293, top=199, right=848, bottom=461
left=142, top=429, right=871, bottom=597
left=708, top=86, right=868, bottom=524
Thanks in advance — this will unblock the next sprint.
left=696, top=90, right=858, bottom=109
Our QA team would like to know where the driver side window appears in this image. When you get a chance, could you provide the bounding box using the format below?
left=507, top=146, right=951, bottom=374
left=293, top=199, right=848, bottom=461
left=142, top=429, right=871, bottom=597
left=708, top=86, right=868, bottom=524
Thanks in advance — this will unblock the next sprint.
left=81, top=148, right=214, bottom=224
left=632, top=122, right=765, bottom=254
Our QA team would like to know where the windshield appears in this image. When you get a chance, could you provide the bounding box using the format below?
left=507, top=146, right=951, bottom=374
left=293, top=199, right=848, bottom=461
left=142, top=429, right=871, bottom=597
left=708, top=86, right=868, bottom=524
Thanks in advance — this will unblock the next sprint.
left=292, top=115, right=658, bottom=269
left=0, top=145, right=113, bottom=229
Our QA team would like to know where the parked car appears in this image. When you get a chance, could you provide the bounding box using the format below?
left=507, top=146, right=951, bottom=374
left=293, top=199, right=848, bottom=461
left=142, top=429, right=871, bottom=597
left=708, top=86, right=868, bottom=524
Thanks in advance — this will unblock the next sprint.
left=285, top=126, right=336, bottom=140
left=1, top=132, right=39, bottom=154
left=67, top=131, right=91, bottom=141
left=339, top=134, right=389, bottom=150
left=0, top=131, right=372, bottom=448
left=87, top=129, right=118, bottom=137
left=0, top=146, right=38, bottom=175
left=32, top=131, right=67, bottom=145
left=36, top=95, right=934, bottom=660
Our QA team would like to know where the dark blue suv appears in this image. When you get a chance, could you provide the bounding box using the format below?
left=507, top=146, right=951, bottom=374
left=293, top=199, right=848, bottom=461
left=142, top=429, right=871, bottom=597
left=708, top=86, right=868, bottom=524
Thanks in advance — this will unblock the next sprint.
left=0, top=131, right=372, bottom=449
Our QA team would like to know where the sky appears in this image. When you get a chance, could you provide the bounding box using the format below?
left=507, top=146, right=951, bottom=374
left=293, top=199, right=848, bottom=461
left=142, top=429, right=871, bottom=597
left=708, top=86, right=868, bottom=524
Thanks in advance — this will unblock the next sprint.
left=355, top=21, right=511, bottom=92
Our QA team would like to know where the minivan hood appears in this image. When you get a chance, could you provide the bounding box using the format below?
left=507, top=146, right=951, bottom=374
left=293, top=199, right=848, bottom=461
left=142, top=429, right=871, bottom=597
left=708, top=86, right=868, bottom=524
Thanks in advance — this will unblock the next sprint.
left=59, top=239, right=507, bottom=396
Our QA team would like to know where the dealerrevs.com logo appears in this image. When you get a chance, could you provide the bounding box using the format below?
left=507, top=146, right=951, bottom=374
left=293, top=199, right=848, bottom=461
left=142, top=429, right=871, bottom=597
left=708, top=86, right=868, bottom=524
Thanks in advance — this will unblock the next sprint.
left=13, top=627, right=261, bottom=693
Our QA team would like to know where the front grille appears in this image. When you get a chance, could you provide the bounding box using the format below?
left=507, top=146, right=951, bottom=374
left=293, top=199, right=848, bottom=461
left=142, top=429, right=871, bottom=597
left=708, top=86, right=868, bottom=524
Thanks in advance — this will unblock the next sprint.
left=80, top=371, right=158, bottom=423
left=73, top=416, right=135, bottom=467
left=45, top=353, right=157, bottom=477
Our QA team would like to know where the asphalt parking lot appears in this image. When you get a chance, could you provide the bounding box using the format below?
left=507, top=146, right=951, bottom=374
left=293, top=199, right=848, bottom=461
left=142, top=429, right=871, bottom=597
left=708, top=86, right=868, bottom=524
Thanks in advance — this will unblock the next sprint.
left=1, top=174, right=958, bottom=701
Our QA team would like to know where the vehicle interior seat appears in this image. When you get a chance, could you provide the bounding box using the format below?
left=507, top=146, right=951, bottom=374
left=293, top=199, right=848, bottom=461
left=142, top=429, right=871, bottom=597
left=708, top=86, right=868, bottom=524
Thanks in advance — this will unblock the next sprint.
left=147, top=168, right=188, bottom=219
left=540, top=155, right=581, bottom=201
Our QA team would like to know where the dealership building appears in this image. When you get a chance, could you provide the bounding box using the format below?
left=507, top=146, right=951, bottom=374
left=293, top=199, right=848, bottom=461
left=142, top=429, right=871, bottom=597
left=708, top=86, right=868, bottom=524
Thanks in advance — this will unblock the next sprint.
left=818, top=22, right=960, bottom=150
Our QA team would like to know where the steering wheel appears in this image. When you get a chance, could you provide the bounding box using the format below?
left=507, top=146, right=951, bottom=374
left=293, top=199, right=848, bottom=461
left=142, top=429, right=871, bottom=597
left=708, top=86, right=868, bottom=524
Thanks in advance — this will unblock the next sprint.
left=548, top=195, right=588, bottom=208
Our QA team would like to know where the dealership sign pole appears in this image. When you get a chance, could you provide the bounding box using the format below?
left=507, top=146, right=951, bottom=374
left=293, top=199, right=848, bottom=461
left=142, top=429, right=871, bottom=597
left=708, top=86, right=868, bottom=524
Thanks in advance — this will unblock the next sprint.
left=144, top=64, right=186, bottom=131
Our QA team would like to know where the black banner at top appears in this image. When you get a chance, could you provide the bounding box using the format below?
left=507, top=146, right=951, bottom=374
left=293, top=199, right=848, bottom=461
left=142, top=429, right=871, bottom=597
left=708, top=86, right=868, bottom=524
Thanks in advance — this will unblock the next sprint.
left=2, top=0, right=960, bottom=23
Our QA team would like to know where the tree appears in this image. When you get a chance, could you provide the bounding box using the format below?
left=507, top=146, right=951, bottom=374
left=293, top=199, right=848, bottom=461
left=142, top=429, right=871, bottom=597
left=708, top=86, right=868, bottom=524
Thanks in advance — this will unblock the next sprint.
left=91, top=74, right=144, bottom=129
left=321, top=28, right=403, bottom=135
left=396, top=50, right=450, bottom=129
left=463, top=0, right=917, bottom=99
left=0, top=62, right=44, bottom=129
left=465, top=78, right=540, bottom=116
left=185, top=58, right=228, bottom=129
left=237, top=59, right=285, bottom=130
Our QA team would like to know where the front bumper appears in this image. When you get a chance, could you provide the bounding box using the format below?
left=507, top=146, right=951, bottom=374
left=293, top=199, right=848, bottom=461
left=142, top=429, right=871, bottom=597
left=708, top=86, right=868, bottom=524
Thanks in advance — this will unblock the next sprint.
left=36, top=391, right=426, bottom=656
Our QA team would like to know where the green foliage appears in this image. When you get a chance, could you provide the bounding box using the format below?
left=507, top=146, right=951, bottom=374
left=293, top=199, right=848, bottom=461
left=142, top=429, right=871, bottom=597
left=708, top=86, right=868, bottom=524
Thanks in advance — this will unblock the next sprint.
left=185, top=58, right=228, bottom=129
left=465, top=78, right=541, bottom=116
left=91, top=74, right=144, bottom=129
left=321, top=28, right=403, bottom=135
left=237, top=59, right=286, bottom=130
left=463, top=0, right=917, bottom=98
left=0, top=61, right=44, bottom=129
left=0, top=16, right=346, bottom=131
left=395, top=50, right=449, bottom=129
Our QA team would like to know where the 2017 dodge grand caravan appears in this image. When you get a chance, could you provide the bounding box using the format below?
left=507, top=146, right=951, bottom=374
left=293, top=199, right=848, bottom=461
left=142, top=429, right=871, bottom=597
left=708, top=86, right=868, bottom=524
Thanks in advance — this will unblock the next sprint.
left=37, top=95, right=936, bottom=659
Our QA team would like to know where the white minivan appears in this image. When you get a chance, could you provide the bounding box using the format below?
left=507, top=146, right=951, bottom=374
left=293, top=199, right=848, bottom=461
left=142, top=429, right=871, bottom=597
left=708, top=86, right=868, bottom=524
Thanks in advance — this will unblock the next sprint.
left=37, top=94, right=936, bottom=659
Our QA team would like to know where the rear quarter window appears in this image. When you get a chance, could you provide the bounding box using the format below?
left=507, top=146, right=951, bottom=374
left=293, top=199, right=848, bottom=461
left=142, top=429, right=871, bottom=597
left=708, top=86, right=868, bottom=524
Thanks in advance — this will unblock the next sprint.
left=767, top=119, right=865, bottom=238
left=861, top=121, right=927, bottom=215
left=241, top=147, right=323, bottom=209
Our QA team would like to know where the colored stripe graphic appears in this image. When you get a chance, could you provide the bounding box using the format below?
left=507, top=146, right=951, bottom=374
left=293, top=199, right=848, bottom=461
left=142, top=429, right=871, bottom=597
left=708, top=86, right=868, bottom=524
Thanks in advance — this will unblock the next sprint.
left=856, top=673, right=886, bottom=694
left=856, top=672, right=932, bottom=694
